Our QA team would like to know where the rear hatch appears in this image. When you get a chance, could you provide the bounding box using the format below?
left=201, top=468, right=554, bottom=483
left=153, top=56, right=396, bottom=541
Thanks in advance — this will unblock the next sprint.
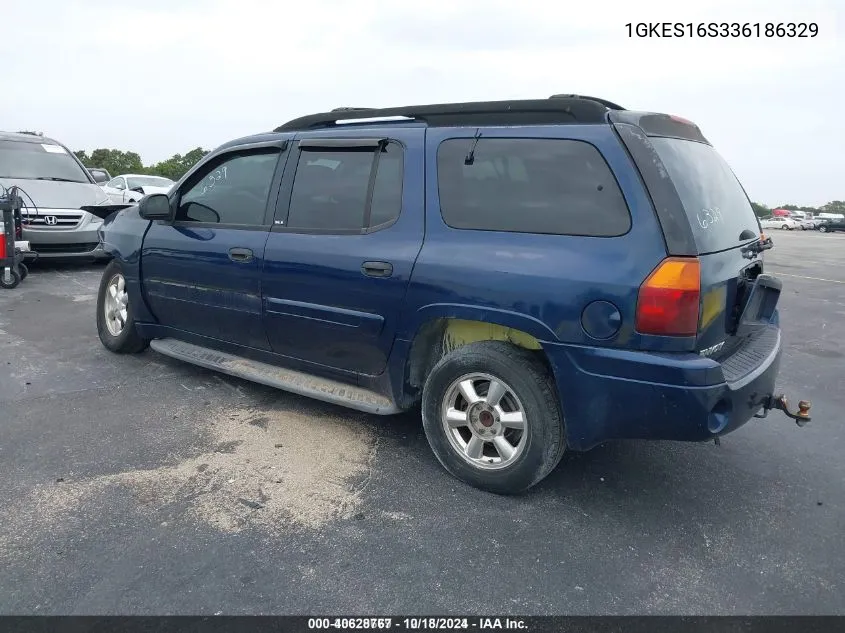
left=613, top=113, right=779, bottom=365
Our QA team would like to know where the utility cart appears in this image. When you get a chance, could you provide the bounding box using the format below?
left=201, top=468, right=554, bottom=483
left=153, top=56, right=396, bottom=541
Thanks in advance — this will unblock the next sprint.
left=0, top=187, right=29, bottom=289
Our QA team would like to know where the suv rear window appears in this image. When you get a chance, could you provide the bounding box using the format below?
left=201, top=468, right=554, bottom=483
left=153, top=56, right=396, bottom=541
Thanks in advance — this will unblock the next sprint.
left=437, top=138, right=631, bottom=236
left=649, top=137, right=760, bottom=254
left=0, top=140, right=90, bottom=183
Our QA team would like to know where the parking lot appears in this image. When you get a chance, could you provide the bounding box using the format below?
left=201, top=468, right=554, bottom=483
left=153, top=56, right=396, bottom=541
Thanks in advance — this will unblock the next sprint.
left=0, top=229, right=842, bottom=615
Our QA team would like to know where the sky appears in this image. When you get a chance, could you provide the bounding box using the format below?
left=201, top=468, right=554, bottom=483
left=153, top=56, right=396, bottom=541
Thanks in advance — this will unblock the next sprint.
left=2, top=0, right=842, bottom=207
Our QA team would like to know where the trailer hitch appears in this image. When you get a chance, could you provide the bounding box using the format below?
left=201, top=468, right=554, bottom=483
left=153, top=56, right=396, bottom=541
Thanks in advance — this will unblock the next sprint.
left=754, top=394, right=812, bottom=427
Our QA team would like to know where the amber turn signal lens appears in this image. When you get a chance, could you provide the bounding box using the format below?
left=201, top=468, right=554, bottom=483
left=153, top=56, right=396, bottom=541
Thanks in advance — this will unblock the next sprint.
left=635, top=257, right=701, bottom=337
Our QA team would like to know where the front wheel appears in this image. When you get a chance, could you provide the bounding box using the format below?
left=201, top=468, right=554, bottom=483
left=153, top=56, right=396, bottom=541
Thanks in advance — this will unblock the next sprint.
left=421, top=340, right=565, bottom=494
left=819, top=225, right=828, bottom=233
left=96, top=260, right=149, bottom=353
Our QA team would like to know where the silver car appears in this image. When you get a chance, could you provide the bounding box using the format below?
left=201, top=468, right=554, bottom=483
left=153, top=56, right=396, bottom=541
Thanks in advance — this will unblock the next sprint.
left=0, top=131, right=112, bottom=260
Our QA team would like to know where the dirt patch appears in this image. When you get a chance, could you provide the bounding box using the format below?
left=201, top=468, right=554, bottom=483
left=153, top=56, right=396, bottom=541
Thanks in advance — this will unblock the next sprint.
left=2, top=405, right=376, bottom=546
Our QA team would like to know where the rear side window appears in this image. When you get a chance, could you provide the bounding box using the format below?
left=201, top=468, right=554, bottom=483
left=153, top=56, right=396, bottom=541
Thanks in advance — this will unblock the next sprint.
left=437, top=138, right=631, bottom=236
left=285, top=142, right=403, bottom=232
left=649, top=137, right=760, bottom=254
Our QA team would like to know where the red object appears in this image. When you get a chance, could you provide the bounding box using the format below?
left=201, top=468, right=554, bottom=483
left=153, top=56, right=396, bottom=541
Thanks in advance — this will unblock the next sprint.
left=635, top=257, right=701, bottom=337
left=0, top=221, right=6, bottom=260
left=772, top=208, right=790, bottom=217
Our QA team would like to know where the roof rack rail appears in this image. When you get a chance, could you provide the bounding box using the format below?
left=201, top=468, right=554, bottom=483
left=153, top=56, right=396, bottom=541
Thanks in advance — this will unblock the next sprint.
left=276, top=96, right=620, bottom=132
left=549, top=94, right=626, bottom=110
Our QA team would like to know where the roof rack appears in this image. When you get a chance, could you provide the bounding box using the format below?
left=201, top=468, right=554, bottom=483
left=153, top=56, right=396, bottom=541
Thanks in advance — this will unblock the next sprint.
left=276, top=96, right=625, bottom=132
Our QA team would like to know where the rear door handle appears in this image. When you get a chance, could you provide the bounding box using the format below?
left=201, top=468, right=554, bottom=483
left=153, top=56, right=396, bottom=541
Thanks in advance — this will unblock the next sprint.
left=361, top=261, right=393, bottom=278
left=229, top=247, right=254, bottom=263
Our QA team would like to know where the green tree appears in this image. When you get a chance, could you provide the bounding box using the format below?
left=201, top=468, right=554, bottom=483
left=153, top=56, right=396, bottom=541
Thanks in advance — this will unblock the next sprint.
left=147, top=147, right=209, bottom=181
left=750, top=201, right=770, bottom=218
left=822, top=200, right=845, bottom=215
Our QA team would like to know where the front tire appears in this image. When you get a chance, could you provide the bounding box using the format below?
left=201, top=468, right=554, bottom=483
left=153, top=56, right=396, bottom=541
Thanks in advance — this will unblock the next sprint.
left=819, top=225, right=828, bottom=233
left=421, top=340, right=565, bottom=494
left=96, top=260, right=149, bottom=353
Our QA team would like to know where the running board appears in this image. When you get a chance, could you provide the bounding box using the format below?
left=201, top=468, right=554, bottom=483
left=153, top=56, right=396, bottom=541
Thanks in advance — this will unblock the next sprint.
left=149, top=338, right=400, bottom=415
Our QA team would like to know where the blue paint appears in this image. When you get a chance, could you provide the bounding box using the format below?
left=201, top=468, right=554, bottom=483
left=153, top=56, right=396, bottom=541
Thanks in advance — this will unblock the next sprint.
left=101, top=117, right=783, bottom=450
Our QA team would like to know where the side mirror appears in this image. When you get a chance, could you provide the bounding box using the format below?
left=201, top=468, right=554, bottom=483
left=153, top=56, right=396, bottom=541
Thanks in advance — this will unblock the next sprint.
left=89, top=169, right=110, bottom=184
left=138, top=193, right=173, bottom=220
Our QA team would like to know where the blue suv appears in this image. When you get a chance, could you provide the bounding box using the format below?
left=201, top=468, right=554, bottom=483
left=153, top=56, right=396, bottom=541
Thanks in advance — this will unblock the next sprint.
left=96, top=96, right=807, bottom=494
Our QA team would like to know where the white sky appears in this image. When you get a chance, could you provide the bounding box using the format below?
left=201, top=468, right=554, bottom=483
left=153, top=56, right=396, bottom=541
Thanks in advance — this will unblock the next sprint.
left=2, top=0, right=842, bottom=206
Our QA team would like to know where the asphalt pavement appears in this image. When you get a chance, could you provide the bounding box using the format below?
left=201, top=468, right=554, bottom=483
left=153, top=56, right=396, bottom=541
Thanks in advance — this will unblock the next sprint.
left=0, top=229, right=842, bottom=615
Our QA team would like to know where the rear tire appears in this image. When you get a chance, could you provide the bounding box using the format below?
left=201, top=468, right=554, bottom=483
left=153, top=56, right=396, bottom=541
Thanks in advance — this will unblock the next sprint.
left=96, top=260, right=149, bottom=354
left=819, top=225, right=828, bottom=233
left=781, top=224, right=790, bottom=230
left=421, top=340, right=565, bottom=495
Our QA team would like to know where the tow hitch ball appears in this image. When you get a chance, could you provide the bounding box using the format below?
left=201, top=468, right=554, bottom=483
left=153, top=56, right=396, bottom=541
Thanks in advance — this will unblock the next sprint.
left=754, top=394, right=812, bottom=427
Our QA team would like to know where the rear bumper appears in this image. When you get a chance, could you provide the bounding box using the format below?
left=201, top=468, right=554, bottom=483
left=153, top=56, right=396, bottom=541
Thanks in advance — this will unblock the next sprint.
left=544, top=326, right=782, bottom=451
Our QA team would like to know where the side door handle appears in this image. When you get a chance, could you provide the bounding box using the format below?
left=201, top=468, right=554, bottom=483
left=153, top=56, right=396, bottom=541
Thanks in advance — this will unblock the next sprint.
left=229, top=247, right=254, bottom=263
left=361, top=261, right=393, bottom=278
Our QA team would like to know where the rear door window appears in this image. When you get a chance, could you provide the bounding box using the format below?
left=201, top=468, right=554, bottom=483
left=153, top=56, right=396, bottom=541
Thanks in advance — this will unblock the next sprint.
left=649, top=137, right=760, bottom=254
left=285, top=142, right=403, bottom=232
left=436, top=138, right=631, bottom=236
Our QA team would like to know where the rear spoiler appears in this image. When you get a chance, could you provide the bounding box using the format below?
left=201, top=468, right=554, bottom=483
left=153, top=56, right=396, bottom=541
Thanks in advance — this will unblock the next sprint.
left=80, top=204, right=134, bottom=220
left=609, top=110, right=709, bottom=144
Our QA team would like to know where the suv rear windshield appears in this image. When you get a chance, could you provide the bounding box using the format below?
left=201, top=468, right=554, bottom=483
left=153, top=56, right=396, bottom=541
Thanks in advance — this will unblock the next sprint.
left=649, top=137, right=759, bottom=254
left=0, top=140, right=90, bottom=183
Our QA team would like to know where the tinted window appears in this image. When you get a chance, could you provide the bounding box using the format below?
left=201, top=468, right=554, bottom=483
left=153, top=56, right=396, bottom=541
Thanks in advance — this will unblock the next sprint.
left=286, top=142, right=403, bottom=231
left=177, top=150, right=279, bottom=225
left=649, top=137, right=760, bottom=254
left=0, top=140, right=90, bottom=183
left=369, top=143, right=403, bottom=228
left=437, top=138, right=630, bottom=236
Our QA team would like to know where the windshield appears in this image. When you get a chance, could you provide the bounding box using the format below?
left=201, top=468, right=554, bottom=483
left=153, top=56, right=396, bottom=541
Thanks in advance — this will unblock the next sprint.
left=0, top=140, right=90, bottom=183
left=650, top=137, right=760, bottom=254
left=126, top=176, right=174, bottom=189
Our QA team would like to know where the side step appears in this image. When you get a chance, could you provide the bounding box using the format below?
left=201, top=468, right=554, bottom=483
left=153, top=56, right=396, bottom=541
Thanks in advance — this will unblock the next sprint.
left=149, top=338, right=401, bottom=415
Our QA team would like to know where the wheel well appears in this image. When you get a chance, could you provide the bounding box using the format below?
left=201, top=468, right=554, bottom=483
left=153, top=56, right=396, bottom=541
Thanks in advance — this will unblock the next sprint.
left=404, top=318, right=549, bottom=405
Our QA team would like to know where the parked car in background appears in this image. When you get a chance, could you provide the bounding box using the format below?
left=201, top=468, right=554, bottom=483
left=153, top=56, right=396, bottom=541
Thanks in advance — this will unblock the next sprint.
left=818, top=217, right=845, bottom=233
left=95, top=96, right=804, bottom=494
left=797, top=218, right=820, bottom=230
left=102, top=174, right=175, bottom=204
left=760, top=217, right=800, bottom=230
left=0, top=131, right=112, bottom=260
left=88, top=167, right=111, bottom=184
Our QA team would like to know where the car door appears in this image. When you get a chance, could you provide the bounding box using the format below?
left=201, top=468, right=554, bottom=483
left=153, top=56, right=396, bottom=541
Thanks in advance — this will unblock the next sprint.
left=261, top=130, right=425, bottom=375
left=141, top=141, right=288, bottom=350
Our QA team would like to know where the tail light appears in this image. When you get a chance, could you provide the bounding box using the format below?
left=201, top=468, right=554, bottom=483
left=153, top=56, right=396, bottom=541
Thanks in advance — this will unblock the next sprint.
left=635, top=257, right=701, bottom=336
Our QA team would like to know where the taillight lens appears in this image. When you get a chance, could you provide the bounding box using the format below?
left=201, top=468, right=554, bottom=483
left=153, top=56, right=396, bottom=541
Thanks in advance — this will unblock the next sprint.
left=635, top=257, right=701, bottom=336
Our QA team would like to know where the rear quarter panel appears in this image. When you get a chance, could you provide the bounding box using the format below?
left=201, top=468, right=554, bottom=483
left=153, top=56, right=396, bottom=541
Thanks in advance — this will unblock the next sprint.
left=401, top=124, right=676, bottom=352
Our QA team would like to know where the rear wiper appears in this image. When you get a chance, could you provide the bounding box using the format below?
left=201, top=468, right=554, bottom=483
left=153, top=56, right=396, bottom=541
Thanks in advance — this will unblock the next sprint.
left=34, top=176, right=84, bottom=183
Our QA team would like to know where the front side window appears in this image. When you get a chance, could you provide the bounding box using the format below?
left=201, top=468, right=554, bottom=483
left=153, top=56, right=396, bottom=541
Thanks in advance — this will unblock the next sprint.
left=0, top=140, right=90, bottom=183
left=108, top=178, right=125, bottom=190
left=285, top=142, right=403, bottom=232
left=436, top=138, right=631, bottom=236
left=176, top=150, right=280, bottom=225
